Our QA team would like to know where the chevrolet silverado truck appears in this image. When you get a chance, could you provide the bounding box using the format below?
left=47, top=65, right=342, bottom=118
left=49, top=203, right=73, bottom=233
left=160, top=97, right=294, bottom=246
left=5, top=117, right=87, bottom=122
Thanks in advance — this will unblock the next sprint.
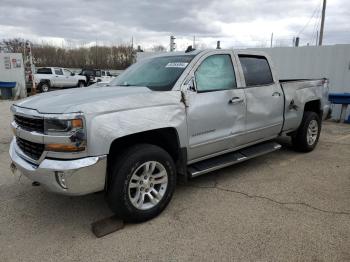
left=34, top=67, right=87, bottom=92
left=9, top=49, right=330, bottom=222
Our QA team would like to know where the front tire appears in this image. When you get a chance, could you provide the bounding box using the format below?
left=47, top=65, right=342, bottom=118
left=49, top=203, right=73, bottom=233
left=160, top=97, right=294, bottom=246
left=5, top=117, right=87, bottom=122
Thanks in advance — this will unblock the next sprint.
left=78, top=81, right=85, bottom=87
left=292, top=111, right=321, bottom=152
left=106, top=144, right=176, bottom=222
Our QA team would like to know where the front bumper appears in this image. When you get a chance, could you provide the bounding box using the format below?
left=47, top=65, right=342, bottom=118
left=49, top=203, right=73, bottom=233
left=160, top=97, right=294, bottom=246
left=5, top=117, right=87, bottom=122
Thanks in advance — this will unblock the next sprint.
left=9, top=138, right=107, bottom=196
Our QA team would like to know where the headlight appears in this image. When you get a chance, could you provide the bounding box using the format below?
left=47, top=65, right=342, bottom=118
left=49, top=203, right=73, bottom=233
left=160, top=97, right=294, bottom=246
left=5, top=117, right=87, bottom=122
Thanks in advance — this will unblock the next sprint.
left=44, top=118, right=83, bottom=133
left=44, top=117, right=86, bottom=153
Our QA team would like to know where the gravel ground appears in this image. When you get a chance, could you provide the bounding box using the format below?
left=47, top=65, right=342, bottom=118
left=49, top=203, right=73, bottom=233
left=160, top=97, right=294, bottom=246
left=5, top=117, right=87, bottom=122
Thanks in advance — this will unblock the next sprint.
left=0, top=99, right=349, bottom=261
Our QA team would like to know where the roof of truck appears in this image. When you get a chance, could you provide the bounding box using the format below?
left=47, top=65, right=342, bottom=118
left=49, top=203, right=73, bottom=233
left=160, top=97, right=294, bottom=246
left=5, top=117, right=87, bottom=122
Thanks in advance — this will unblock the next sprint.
left=148, top=49, right=266, bottom=57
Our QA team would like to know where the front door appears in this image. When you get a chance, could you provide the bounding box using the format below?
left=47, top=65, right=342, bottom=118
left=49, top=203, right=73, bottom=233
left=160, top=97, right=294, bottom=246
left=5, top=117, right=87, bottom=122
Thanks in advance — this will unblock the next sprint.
left=63, top=69, right=76, bottom=87
left=185, top=52, right=246, bottom=161
left=53, top=68, right=65, bottom=87
left=237, top=55, right=284, bottom=142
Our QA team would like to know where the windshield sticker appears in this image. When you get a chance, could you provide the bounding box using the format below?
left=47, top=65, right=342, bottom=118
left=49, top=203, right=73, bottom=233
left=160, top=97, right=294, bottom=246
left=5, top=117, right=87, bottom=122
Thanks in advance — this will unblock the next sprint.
left=165, top=62, right=188, bottom=68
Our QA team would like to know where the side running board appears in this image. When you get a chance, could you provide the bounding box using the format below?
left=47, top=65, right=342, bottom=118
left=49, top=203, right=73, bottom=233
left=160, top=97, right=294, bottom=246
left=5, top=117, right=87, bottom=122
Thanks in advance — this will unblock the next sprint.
left=188, top=141, right=281, bottom=178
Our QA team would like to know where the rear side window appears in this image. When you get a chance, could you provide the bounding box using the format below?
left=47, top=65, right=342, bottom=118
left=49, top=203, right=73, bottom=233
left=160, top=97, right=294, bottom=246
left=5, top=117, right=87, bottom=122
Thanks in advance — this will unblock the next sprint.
left=37, top=68, right=52, bottom=74
left=239, top=56, right=273, bottom=86
left=95, top=70, right=101, bottom=77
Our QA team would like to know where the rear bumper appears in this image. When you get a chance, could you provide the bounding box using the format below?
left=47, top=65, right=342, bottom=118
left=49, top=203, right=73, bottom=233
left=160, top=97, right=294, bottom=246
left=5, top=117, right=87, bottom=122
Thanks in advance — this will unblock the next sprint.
left=9, top=138, right=107, bottom=196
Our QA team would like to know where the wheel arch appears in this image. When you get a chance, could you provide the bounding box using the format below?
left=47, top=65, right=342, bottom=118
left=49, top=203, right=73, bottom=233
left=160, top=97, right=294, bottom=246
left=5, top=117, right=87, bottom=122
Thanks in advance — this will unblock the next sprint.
left=304, top=99, right=322, bottom=119
left=39, top=79, right=51, bottom=85
left=106, top=128, right=187, bottom=190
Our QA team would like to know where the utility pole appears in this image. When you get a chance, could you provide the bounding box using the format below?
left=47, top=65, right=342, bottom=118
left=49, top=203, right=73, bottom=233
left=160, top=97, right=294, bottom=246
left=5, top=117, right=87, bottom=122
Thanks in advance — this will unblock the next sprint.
left=193, top=36, right=196, bottom=49
left=318, top=0, right=327, bottom=46
left=270, top=33, right=274, bottom=48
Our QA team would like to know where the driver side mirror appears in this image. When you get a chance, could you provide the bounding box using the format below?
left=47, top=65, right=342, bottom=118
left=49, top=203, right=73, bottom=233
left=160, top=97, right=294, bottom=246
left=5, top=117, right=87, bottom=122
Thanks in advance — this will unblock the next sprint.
left=71, top=72, right=75, bottom=76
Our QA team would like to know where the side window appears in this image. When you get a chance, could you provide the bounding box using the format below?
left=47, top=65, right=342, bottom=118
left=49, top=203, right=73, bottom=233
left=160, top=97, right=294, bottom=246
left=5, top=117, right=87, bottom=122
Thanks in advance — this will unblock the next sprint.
left=63, top=69, right=71, bottom=76
left=195, top=54, right=237, bottom=92
left=238, top=55, right=273, bottom=86
left=95, top=70, right=101, bottom=77
left=54, top=68, right=63, bottom=75
left=37, top=68, right=52, bottom=74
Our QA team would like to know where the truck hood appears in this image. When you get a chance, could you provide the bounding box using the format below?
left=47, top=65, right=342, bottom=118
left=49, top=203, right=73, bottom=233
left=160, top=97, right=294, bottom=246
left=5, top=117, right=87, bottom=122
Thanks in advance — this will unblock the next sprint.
left=14, top=86, right=182, bottom=114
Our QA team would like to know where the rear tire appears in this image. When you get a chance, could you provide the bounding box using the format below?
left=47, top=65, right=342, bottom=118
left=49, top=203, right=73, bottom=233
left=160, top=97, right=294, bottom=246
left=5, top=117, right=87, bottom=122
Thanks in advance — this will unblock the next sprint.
left=292, top=111, right=321, bottom=152
left=39, top=82, right=50, bottom=92
left=106, top=144, right=176, bottom=222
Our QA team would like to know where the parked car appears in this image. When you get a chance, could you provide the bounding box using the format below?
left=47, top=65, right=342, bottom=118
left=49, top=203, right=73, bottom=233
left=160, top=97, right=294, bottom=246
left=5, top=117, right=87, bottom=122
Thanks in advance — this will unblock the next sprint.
left=34, top=67, right=87, bottom=92
left=79, top=69, right=113, bottom=85
left=10, top=49, right=330, bottom=222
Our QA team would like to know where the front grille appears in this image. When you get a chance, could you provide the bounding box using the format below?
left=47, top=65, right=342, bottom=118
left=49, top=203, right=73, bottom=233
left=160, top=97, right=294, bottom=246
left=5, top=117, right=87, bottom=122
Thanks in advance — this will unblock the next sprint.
left=16, top=137, right=44, bottom=160
left=14, top=115, right=44, bottom=133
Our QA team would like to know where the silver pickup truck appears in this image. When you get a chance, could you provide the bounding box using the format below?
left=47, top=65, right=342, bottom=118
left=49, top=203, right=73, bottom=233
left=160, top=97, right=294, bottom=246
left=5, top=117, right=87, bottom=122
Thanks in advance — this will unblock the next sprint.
left=9, top=49, right=330, bottom=222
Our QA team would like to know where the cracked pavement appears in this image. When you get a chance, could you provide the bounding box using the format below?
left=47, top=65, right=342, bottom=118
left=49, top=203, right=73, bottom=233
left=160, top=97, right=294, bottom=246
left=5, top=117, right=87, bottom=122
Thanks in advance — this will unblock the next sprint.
left=0, top=100, right=349, bottom=261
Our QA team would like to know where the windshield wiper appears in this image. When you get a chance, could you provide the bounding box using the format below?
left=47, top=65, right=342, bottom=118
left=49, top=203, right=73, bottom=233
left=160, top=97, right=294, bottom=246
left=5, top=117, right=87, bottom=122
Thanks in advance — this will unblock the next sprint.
left=117, top=83, right=138, bottom=87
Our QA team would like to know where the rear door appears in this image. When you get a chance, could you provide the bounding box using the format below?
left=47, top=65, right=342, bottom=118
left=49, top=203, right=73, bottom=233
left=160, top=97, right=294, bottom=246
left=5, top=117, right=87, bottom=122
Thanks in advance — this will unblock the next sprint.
left=185, top=51, right=246, bottom=161
left=237, top=54, right=284, bottom=142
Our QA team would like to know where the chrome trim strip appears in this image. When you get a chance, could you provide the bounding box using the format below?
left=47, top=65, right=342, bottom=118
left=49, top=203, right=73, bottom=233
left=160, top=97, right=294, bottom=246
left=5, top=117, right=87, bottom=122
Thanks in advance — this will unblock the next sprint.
left=12, top=121, right=44, bottom=144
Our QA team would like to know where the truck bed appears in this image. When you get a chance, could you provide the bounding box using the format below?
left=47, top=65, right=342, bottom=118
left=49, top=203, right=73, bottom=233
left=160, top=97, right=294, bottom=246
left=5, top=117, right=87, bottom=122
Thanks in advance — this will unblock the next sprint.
left=280, top=78, right=329, bottom=133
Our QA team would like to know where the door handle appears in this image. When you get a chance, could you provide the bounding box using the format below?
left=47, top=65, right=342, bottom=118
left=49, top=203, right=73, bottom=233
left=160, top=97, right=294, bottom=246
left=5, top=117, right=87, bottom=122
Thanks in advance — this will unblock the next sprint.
left=229, top=97, right=244, bottom=104
left=272, top=92, right=281, bottom=97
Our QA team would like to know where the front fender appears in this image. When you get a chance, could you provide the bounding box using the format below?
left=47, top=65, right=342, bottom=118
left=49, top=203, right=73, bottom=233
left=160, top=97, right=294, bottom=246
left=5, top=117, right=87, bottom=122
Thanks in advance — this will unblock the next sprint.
left=86, top=104, right=188, bottom=156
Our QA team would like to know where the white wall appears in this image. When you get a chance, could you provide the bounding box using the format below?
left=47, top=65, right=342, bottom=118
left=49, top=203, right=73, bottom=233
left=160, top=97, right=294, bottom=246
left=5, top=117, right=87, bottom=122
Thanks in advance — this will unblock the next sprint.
left=0, top=53, right=26, bottom=98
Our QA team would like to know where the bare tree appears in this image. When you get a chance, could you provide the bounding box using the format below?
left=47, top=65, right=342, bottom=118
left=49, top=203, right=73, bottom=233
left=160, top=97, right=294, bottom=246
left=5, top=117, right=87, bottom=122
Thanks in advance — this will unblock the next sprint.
left=151, top=45, right=167, bottom=52
left=1, top=38, right=135, bottom=69
left=1, top=38, right=26, bottom=53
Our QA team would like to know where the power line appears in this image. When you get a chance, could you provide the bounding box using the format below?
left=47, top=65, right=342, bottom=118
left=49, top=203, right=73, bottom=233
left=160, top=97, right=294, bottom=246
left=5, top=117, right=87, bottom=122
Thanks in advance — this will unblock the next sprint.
left=297, top=1, right=322, bottom=37
left=311, top=7, right=322, bottom=45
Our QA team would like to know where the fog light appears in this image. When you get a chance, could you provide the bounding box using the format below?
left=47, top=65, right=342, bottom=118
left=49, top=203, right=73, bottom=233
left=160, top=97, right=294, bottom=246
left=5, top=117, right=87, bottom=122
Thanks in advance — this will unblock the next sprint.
left=55, top=171, right=68, bottom=189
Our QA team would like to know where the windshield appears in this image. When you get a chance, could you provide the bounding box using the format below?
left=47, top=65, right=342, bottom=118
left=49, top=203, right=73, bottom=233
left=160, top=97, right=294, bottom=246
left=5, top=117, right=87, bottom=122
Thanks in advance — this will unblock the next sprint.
left=110, top=55, right=195, bottom=91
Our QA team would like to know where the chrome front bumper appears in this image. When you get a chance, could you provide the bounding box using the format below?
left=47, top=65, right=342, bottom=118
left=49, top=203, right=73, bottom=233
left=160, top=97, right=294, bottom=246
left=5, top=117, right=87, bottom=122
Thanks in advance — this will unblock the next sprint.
left=9, top=138, right=107, bottom=196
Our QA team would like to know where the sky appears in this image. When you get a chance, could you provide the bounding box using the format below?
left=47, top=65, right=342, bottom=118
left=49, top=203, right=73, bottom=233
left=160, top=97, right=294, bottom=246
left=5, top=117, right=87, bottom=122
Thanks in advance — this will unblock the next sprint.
left=0, top=0, right=349, bottom=51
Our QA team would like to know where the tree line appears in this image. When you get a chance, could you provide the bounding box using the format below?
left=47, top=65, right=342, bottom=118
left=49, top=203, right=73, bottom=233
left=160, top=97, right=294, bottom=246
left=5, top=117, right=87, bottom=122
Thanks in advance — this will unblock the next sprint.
left=1, top=38, right=135, bottom=69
